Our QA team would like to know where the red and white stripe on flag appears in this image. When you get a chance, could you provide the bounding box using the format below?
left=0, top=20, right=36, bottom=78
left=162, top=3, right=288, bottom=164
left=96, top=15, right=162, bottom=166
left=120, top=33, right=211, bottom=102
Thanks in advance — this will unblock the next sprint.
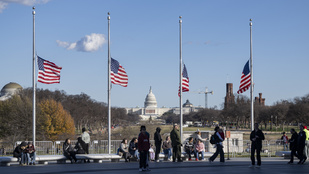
left=37, top=56, right=62, bottom=84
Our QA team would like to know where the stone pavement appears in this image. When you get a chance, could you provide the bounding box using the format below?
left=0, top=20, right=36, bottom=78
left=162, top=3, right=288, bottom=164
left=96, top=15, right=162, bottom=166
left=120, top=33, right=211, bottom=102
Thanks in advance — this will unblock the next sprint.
left=1, top=157, right=308, bottom=174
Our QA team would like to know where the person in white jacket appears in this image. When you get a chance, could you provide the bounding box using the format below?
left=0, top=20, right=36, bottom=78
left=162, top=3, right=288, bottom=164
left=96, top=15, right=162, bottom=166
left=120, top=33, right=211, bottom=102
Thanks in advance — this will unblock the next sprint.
left=81, top=128, right=90, bottom=162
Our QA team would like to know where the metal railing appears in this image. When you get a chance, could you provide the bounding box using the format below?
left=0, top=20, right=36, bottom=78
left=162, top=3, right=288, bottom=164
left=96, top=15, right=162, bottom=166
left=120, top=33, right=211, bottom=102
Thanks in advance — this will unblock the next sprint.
left=0, top=140, right=288, bottom=157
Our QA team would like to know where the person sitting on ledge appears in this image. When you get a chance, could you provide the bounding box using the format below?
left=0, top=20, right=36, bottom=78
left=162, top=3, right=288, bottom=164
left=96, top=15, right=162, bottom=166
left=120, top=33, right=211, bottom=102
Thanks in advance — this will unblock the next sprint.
left=63, top=138, right=77, bottom=164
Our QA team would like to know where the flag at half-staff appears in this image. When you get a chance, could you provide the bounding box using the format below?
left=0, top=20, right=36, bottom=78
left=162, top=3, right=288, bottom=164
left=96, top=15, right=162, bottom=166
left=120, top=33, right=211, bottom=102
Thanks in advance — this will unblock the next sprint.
left=237, top=60, right=251, bottom=94
left=178, top=64, right=189, bottom=96
left=37, top=56, right=62, bottom=84
left=110, top=58, right=128, bottom=87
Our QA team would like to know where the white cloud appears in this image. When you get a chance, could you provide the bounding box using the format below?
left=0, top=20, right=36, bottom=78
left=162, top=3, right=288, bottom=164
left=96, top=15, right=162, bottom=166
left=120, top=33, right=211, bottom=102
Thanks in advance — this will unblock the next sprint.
left=0, top=0, right=50, bottom=13
left=57, top=33, right=107, bottom=52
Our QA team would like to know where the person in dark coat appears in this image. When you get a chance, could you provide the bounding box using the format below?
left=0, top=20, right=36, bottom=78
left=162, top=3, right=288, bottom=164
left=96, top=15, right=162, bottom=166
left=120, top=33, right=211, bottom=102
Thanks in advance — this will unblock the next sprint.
left=250, top=123, right=265, bottom=167
left=154, top=127, right=162, bottom=162
left=170, top=123, right=182, bottom=162
left=63, top=138, right=77, bottom=163
left=74, top=137, right=86, bottom=163
left=129, top=137, right=139, bottom=159
left=13, top=141, right=27, bottom=164
left=75, top=137, right=86, bottom=154
left=288, top=128, right=299, bottom=164
left=209, top=126, right=225, bottom=163
left=184, top=137, right=195, bottom=161
left=138, top=125, right=150, bottom=171
left=297, top=124, right=306, bottom=164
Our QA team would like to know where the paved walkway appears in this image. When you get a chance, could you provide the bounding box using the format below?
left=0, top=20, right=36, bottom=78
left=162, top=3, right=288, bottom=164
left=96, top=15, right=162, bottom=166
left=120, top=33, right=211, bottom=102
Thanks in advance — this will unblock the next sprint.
left=1, top=158, right=308, bottom=174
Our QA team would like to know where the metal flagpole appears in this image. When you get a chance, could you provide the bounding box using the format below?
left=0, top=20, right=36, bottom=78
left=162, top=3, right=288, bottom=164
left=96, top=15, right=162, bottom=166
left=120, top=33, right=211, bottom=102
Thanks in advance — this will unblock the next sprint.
left=250, top=19, right=254, bottom=131
left=107, top=12, right=111, bottom=154
left=32, top=6, right=36, bottom=147
left=179, top=16, right=183, bottom=144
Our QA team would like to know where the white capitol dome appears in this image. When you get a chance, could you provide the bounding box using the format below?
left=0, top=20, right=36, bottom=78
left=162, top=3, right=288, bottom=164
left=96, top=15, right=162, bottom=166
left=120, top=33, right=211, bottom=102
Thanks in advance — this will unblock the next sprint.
left=144, top=87, right=157, bottom=108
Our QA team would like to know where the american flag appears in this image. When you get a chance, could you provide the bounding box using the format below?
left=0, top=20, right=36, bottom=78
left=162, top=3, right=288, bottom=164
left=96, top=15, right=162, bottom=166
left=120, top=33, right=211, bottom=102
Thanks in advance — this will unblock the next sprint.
left=237, top=60, right=251, bottom=94
left=178, top=64, right=189, bottom=96
left=111, top=58, right=128, bottom=87
left=37, top=56, right=62, bottom=84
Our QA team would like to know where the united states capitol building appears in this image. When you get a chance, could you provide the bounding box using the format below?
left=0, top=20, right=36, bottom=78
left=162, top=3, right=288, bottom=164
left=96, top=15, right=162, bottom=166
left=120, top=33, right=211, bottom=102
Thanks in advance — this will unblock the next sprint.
left=125, top=87, right=203, bottom=120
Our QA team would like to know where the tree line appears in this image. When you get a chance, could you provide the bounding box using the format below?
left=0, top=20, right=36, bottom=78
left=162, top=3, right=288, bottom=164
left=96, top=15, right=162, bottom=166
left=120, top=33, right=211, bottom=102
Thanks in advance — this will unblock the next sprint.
left=0, top=88, right=139, bottom=144
left=1, top=88, right=308, bottom=144
left=162, top=94, right=309, bottom=130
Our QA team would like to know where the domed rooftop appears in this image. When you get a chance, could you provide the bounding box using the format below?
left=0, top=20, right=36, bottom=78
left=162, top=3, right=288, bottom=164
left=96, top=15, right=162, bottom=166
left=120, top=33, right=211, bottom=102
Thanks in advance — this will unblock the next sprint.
left=144, top=87, right=157, bottom=108
left=183, top=99, right=193, bottom=107
left=0, top=82, right=23, bottom=100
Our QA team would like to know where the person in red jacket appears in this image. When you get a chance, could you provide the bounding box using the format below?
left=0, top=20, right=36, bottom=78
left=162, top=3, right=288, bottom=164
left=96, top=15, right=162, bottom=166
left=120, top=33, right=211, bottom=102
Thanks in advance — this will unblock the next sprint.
left=138, top=125, right=150, bottom=172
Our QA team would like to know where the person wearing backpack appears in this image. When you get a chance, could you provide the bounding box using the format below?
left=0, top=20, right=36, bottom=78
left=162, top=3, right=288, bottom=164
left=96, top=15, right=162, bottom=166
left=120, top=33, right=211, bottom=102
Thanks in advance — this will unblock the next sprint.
left=209, top=126, right=225, bottom=163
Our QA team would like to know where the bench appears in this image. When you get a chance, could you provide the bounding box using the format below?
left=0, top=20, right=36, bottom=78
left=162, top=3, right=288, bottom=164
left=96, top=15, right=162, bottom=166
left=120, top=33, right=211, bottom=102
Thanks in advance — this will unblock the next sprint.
left=0, top=156, right=19, bottom=166
left=0, top=154, right=122, bottom=166
left=158, top=152, right=213, bottom=161
left=275, top=151, right=291, bottom=159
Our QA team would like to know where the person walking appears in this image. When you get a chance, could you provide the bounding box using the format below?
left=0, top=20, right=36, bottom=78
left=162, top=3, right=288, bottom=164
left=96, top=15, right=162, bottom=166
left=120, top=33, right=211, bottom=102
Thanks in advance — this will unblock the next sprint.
left=170, top=123, right=182, bottom=162
left=138, top=125, right=150, bottom=172
left=288, top=128, right=298, bottom=164
left=297, top=124, right=306, bottom=164
left=209, top=126, right=225, bottom=163
left=81, top=128, right=90, bottom=163
left=249, top=123, right=265, bottom=168
left=303, top=126, right=309, bottom=164
left=154, top=127, right=162, bottom=162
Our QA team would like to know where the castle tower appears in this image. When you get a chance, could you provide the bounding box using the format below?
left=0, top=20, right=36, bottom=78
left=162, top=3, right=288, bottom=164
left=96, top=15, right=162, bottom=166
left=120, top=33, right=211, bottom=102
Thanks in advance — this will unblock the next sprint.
left=224, top=83, right=235, bottom=108
left=255, top=93, right=265, bottom=105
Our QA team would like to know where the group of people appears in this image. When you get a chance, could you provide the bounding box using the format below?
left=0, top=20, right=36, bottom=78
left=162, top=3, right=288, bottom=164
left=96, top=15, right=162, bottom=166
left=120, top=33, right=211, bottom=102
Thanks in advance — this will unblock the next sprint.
left=62, top=127, right=91, bottom=163
left=288, top=124, right=309, bottom=164
left=16, top=122, right=309, bottom=171
left=117, top=137, right=139, bottom=162
left=13, top=141, right=36, bottom=166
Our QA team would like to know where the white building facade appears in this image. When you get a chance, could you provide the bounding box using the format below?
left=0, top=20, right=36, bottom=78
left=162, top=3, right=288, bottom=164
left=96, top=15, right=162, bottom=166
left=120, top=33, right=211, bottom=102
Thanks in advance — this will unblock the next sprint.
left=125, top=87, right=203, bottom=120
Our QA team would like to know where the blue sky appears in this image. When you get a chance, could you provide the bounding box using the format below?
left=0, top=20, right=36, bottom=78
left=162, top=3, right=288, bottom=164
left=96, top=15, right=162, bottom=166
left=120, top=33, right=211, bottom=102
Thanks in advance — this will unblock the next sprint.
left=1, top=0, right=308, bottom=109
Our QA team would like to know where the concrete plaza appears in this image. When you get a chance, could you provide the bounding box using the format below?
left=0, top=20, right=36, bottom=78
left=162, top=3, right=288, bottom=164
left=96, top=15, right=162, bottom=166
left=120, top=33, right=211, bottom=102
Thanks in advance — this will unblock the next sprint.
left=0, top=157, right=307, bottom=174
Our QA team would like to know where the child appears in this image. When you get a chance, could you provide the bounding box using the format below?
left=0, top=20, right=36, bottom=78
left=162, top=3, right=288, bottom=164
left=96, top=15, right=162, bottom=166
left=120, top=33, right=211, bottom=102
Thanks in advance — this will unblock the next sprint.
left=138, top=125, right=150, bottom=172
left=195, top=139, right=205, bottom=161
left=149, top=144, right=155, bottom=161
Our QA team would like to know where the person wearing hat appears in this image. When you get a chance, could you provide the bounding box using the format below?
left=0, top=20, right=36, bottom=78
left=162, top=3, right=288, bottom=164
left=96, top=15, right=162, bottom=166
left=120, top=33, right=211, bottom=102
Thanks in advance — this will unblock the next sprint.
left=81, top=128, right=90, bottom=163
left=170, top=123, right=183, bottom=162
left=193, top=129, right=202, bottom=144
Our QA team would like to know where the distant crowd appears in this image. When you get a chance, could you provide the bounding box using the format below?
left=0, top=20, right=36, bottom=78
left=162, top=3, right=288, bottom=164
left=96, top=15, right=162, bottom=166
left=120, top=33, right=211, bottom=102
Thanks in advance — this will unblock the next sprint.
left=11, top=123, right=309, bottom=171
